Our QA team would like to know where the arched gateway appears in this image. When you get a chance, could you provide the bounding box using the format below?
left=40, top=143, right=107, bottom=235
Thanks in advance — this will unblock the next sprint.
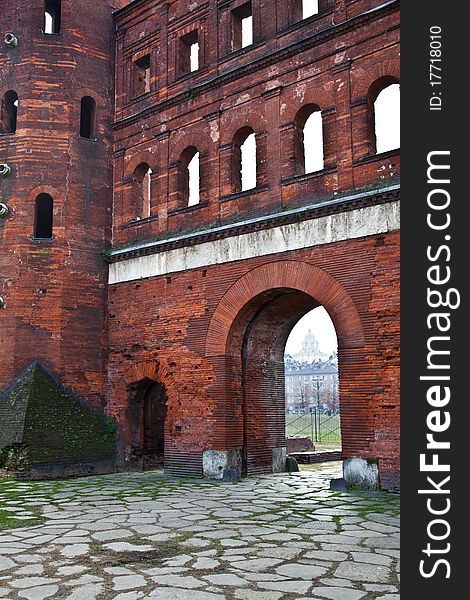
left=110, top=248, right=400, bottom=491
left=201, top=260, right=378, bottom=487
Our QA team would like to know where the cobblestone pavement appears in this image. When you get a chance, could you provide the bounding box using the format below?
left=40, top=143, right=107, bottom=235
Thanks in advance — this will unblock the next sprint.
left=0, top=462, right=399, bottom=600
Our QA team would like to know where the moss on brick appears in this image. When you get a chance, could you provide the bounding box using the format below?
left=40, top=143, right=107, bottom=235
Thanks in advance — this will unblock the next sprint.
left=0, top=362, right=117, bottom=471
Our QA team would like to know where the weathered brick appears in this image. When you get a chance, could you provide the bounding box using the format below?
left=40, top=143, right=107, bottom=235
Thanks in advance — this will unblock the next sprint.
left=1, top=1, right=400, bottom=490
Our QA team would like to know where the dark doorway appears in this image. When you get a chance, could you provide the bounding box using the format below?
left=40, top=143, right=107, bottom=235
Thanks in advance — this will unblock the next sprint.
left=130, top=379, right=167, bottom=470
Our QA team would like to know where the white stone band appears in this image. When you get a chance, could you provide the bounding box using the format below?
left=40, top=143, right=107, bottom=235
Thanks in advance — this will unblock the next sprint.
left=109, top=201, right=400, bottom=284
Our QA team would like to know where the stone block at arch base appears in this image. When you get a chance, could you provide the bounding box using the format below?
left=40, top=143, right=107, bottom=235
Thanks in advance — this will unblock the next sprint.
left=343, top=457, right=380, bottom=492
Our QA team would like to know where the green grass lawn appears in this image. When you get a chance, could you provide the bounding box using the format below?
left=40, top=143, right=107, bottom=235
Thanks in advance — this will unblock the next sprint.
left=285, top=412, right=341, bottom=443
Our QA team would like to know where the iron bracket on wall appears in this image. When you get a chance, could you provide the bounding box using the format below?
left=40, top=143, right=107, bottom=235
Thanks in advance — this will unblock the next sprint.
left=0, top=164, right=12, bottom=178
left=4, top=33, right=18, bottom=47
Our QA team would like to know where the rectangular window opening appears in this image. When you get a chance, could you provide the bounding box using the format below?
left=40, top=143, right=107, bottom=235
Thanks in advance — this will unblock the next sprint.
left=134, top=54, right=151, bottom=97
left=180, top=30, right=199, bottom=75
left=232, top=2, right=253, bottom=51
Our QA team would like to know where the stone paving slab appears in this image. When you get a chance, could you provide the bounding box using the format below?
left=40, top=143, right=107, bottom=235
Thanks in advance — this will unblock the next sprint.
left=0, top=462, right=400, bottom=599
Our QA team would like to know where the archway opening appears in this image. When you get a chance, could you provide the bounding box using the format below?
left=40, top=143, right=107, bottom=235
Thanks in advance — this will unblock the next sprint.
left=285, top=306, right=340, bottom=464
left=130, top=379, right=167, bottom=471
left=226, top=287, right=342, bottom=477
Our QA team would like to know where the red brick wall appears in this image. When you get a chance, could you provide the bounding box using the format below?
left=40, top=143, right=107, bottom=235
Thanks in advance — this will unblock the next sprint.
left=112, top=0, right=399, bottom=246
left=107, top=230, right=400, bottom=489
left=1, top=0, right=400, bottom=489
left=0, top=0, right=118, bottom=407
left=108, top=0, right=400, bottom=489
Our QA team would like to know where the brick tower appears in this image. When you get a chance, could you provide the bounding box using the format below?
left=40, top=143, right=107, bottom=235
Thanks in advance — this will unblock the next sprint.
left=0, top=1, right=129, bottom=408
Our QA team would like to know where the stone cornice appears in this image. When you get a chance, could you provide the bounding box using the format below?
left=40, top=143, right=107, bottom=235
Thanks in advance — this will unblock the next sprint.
left=108, top=183, right=400, bottom=263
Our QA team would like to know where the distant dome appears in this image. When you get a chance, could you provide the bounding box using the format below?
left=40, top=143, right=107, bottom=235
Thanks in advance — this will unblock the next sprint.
left=293, top=329, right=328, bottom=363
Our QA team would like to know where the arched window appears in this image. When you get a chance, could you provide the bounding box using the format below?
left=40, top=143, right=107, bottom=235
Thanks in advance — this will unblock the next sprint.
left=79, top=96, right=96, bottom=139
left=44, top=0, right=61, bottom=35
left=178, top=147, right=200, bottom=207
left=34, top=194, right=54, bottom=239
left=293, top=105, right=324, bottom=175
left=0, top=91, right=18, bottom=135
left=133, top=163, right=152, bottom=219
left=371, top=81, right=400, bottom=154
left=233, top=127, right=257, bottom=193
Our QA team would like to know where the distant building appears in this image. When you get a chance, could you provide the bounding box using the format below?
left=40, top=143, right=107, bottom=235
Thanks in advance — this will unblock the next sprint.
left=285, top=353, right=338, bottom=414
left=292, top=329, right=329, bottom=363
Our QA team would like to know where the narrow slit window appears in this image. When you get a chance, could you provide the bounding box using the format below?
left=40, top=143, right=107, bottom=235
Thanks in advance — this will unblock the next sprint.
left=44, top=0, right=61, bottom=34
left=180, top=31, right=199, bottom=75
left=240, top=133, right=256, bottom=191
left=188, top=152, right=200, bottom=206
left=134, top=55, right=151, bottom=97
left=242, top=16, right=253, bottom=48
left=79, top=96, right=96, bottom=139
left=143, top=167, right=152, bottom=217
left=0, top=91, right=18, bottom=135
left=133, top=163, right=152, bottom=219
left=34, top=194, right=54, bottom=239
left=374, top=84, right=400, bottom=154
left=303, top=110, right=324, bottom=173
left=190, top=42, right=199, bottom=72
left=232, top=2, right=253, bottom=51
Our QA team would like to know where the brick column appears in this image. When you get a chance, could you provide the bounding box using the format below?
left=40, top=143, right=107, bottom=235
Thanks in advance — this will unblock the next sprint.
left=204, top=111, right=221, bottom=204
left=334, top=0, right=347, bottom=23
left=114, top=28, right=126, bottom=118
left=331, top=59, right=354, bottom=191
left=154, top=130, right=171, bottom=233
left=112, top=149, right=126, bottom=243
left=157, top=3, right=169, bottom=96
left=219, top=142, right=233, bottom=199
left=261, top=86, right=283, bottom=206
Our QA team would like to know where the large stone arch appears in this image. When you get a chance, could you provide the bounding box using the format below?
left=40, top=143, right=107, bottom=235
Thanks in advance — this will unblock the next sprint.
left=205, top=260, right=365, bottom=357
left=202, top=260, right=376, bottom=484
left=123, top=359, right=174, bottom=390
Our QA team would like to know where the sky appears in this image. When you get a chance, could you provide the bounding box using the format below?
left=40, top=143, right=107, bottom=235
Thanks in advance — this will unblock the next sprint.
left=285, top=306, right=337, bottom=356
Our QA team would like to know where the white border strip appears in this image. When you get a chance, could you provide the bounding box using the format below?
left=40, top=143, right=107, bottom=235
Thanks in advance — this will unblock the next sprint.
left=109, top=201, right=400, bottom=284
